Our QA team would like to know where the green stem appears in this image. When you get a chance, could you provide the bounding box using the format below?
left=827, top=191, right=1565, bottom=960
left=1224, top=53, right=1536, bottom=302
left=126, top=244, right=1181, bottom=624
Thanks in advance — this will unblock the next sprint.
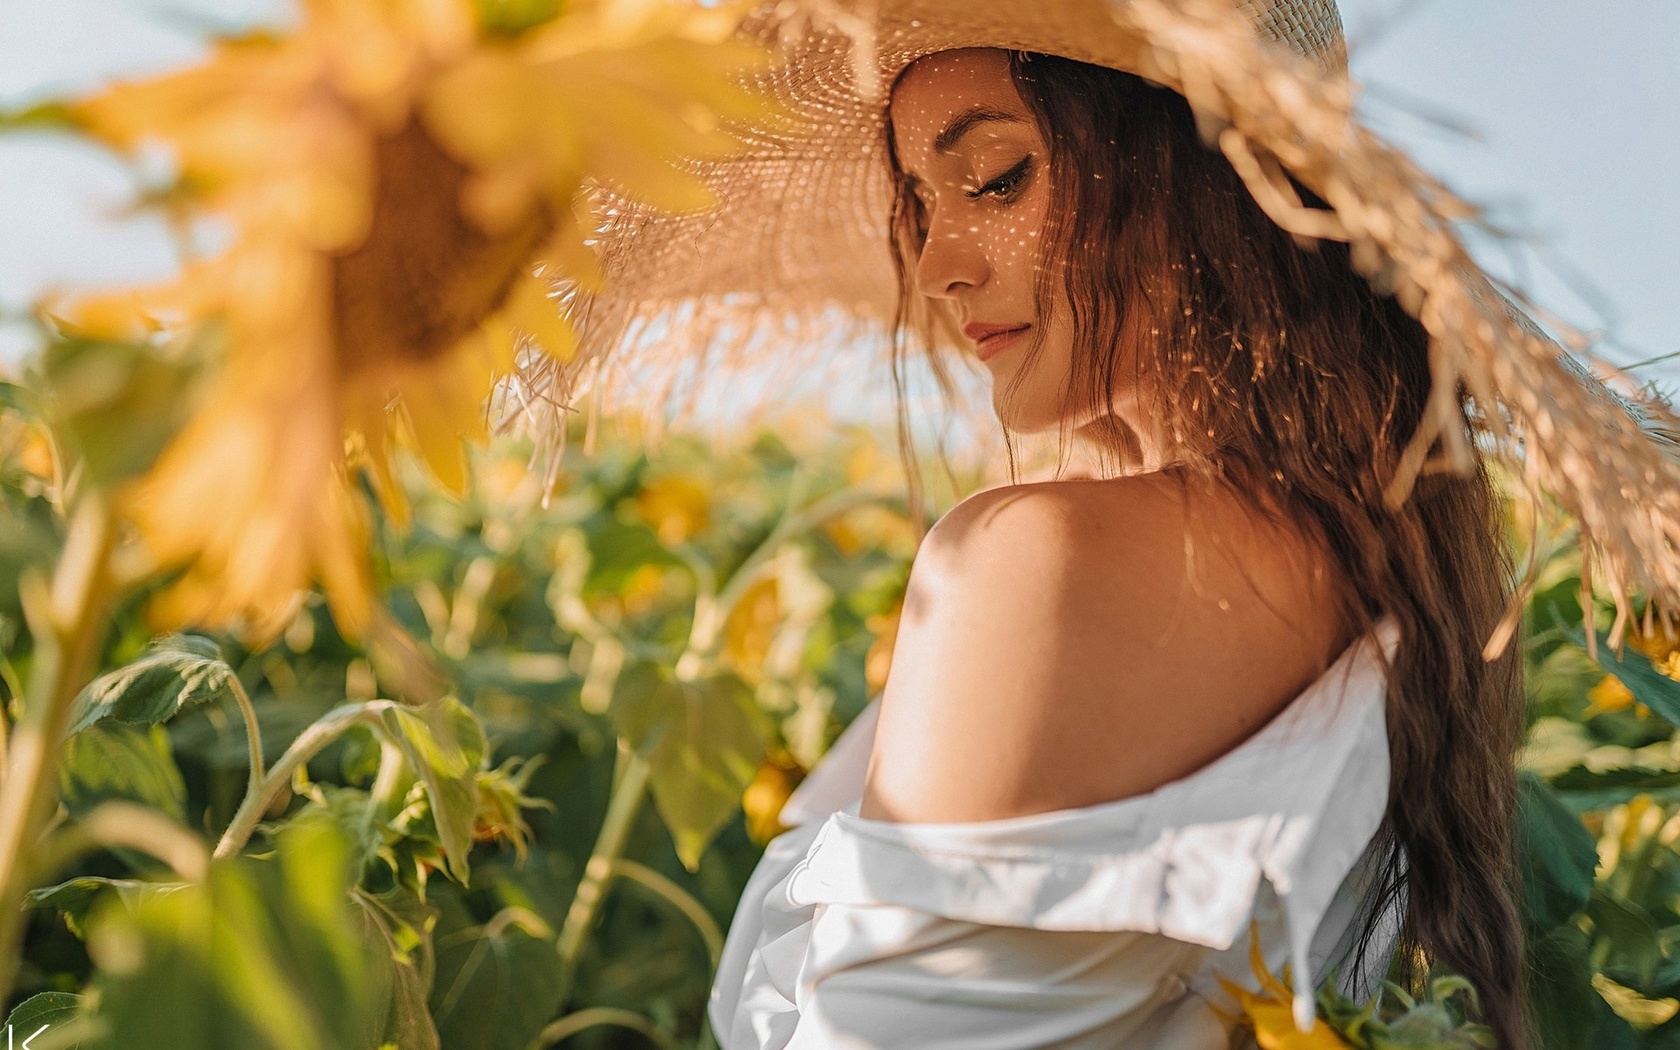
left=0, top=497, right=114, bottom=1006
left=214, top=700, right=395, bottom=859
left=527, top=1007, right=672, bottom=1050
left=554, top=748, right=651, bottom=1003
left=224, top=673, right=265, bottom=814
left=366, top=736, right=409, bottom=823
left=712, top=488, right=886, bottom=633
left=610, top=858, right=724, bottom=969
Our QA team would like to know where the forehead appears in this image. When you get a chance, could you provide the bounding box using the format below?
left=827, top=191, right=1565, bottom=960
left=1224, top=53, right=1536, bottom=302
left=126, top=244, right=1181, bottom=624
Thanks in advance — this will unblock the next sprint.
left=888, top=49, right=1033, bottom=164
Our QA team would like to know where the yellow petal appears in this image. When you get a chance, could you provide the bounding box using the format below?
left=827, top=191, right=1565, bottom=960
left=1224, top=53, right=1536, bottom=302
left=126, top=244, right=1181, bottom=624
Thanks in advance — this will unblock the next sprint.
left=1587, top=675, right=1636, bottom=716
left=495, top=272, right=577, bottom=363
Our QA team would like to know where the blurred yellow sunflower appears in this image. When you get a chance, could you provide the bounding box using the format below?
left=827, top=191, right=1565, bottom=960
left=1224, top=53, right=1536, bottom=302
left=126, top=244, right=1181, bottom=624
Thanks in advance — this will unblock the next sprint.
left=52, top=0, right=769, bottom=640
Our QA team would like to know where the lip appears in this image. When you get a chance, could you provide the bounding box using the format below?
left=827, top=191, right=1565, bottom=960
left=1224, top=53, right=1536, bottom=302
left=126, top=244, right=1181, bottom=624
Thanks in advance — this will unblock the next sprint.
left=963, top=322, right=1031, bottom=362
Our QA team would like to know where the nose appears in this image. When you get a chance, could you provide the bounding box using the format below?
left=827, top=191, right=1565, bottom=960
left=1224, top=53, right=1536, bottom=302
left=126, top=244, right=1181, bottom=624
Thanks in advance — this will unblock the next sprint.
left=914, top=211, right=988, bottom=302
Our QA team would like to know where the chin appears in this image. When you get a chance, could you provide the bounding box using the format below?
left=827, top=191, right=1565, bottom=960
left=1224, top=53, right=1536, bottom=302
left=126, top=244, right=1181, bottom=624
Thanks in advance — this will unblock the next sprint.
left=991, top=400, right=1065, bottom=435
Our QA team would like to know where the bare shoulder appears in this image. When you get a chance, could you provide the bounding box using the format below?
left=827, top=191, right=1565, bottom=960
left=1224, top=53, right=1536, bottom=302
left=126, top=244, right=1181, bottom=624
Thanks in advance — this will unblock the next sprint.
left=858, top=473, right=1353, bottom=823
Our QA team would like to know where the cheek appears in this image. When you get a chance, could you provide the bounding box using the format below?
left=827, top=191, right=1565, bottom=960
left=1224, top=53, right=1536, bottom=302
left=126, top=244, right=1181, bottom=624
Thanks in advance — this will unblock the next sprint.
left=983, top=198, right=1049, bottom=297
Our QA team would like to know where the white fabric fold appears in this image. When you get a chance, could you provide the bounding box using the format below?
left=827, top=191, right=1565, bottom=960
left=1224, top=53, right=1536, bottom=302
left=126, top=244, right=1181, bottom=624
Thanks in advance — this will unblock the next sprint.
left=711, top=616, right=1400, bottom=1049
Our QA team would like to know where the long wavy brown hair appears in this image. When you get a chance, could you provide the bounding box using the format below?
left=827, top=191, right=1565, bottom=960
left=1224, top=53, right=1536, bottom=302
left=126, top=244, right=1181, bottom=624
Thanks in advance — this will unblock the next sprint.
left=882, top=51, right=1529, bottom=1047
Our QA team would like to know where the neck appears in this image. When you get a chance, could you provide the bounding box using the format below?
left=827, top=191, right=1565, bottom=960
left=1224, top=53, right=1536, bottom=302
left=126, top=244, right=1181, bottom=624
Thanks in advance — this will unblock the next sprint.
left=1057, top=412, right=1179, bottom=480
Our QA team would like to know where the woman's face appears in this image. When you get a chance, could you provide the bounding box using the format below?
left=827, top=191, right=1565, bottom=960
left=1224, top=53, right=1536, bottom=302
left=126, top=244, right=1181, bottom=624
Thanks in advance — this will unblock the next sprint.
left=889, top=48, right=1081, bottom=435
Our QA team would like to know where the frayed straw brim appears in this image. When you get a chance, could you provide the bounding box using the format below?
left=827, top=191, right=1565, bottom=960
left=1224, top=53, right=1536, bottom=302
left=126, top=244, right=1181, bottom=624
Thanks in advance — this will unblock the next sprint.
left=514, top=0, right=1680, bottom=649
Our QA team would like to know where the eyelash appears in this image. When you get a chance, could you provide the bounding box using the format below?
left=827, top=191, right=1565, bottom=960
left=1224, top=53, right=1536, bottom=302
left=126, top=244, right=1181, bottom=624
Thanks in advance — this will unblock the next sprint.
left=966, top=155, right=1034, bottom=201
left=907, top=155, right=1034, bottom=243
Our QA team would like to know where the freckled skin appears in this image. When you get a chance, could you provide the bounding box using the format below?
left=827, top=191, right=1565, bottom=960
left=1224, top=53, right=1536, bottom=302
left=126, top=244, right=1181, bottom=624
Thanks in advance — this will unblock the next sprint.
left=890, top=49, right=1154, bottom=456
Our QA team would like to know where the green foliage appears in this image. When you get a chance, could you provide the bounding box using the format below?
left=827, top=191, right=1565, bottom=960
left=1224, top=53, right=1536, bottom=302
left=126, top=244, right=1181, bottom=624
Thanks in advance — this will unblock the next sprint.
left=1318, top=973, right=1496, bottom=1048
left=3, top=401, right=916, bottom=1048
left=68, top=635, right=235, bottom=735
left=1517, top=534, right=1680, bottom=1047
left=1565, top=620, right=1680, bottom=728
left=3, top=991, right=86, bottom=1049
left=429, top=906, right=561, bottom=1050
left=59, top=725, right=186, bottom=824
left=378, top=698, right=489, bottom=884
left=612, top=664, right=767, bottom=870
left=25, top=878, right=183, bottom=939
left=1518, top=771, right=1598, bottom=933
left=79, top=815, right=393, bottom=1050
left=30, top=331, right=204, bottom=486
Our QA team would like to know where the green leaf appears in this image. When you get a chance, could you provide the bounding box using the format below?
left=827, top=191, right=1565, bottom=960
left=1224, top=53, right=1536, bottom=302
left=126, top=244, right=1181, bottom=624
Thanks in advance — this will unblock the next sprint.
left=429, top=902, right=561, bottom=1050
left=0, top=378, right=40, bottom=413
left=1561, top=619, right=1680, bottom=728
left=1645, top=951, right=1680, bottom=999
left=1517, top=771, right=1598, bottom=933
left=0, top=500, right=60, bottom=620
left=584, top=520, right=682, bottom=594
left=1585, top=889, right=1662, bottom=986
left=350, top=888, right=440, bottom=1050
left=472, top=0, right=562, bottom=36
left=1550, top=766, right=1680, bottom=793
left=613, top=665, right=768, bottom=870
left=39, top=335, right=205, bottom=486
left=1582, top=996, right=1637, bottom=1050
left=25, top=876, right=188, bottom=939
left=300, top=785, right=387, bottom=882
left=1525, top=924, right=1601, bottom=1050
left=379, top=697, right=486, bottom=884
left=2, top=991, right=87, bottom=1049
left=68, top=635, right=235, bottom=736
left=81, top=812, right=394, bottom=1050
left=0, top=100, right=81, bottom=131
left=59, top=723, right=187, bottom=825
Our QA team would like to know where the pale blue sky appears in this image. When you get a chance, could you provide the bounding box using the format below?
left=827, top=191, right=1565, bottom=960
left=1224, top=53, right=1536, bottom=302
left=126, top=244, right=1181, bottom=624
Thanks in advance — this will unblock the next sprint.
left=0, top=0, right=1675, bottom=394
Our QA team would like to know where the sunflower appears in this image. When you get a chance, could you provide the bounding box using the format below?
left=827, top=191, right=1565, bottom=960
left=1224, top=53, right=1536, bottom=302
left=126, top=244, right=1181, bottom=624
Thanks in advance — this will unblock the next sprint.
left=1215, top=934, right=1352, bottom=1050
left=49, top=0, right=770, bottom=640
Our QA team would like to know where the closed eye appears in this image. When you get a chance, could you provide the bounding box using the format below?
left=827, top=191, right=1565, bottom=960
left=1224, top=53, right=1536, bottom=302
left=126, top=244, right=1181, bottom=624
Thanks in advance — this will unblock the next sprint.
left=966, top=155, right=1034, bottom=202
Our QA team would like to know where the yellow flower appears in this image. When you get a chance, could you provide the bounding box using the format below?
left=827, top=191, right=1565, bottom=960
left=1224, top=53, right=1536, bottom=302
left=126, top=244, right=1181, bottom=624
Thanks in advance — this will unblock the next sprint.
left=741, top=750, right=805, bottom=845
left=1632, top=621, right=1680, bottom=661
left=635, top=474, right=711, bottom=545
left=620, top=564, right=670, bottom=619
left=1586, top=675, right=1641, bottom=717
left=724, top=576, right=780, bottom=684
left=1584, top=642, right=1680, bottom=719
left=1215, top=933, right=1352, bottom=1050
left=52, top=0, right=769, bottom=640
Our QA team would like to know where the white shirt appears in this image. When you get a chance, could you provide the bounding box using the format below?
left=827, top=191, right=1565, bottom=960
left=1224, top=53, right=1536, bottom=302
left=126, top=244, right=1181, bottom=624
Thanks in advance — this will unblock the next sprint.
left=710, top=617, right=1401, bottom=1049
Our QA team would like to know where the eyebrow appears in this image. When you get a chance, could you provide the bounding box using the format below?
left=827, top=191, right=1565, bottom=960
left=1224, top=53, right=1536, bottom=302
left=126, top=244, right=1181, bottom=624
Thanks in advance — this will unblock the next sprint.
left=933, top=105, right=1026, bottom=155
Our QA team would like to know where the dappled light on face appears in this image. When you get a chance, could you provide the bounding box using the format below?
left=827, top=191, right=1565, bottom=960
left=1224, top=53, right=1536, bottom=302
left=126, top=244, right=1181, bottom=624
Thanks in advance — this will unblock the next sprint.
left=887, top=48, right=1095, bottom=441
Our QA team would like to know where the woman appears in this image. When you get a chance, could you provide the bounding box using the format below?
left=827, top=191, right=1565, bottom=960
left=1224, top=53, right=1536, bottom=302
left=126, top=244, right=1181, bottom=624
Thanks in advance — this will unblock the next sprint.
left=703, top=35, right=1526, bottom=1049
left=562, top=2, right=1678, bottom=1047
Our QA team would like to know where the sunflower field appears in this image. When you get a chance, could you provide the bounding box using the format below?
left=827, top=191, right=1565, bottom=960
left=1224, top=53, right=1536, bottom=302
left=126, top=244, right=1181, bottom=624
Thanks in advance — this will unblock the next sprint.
left=0, top=368, right=923, bottom=1048
left=3, top=1, right=1680, bottom=1048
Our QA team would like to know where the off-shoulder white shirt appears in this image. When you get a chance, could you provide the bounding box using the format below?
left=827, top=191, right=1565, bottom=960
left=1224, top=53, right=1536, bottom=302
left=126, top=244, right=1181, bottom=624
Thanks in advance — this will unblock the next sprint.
left=710, top=617, right=1402, bottom=1049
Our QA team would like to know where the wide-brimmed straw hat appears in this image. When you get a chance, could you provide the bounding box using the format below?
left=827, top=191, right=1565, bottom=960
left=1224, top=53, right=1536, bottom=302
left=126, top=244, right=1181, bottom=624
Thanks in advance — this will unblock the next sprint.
left=524, top=0, right=1680, bottom=646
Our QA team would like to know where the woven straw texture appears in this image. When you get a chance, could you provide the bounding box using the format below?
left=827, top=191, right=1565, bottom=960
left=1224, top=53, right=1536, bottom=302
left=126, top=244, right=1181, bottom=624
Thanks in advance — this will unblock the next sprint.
left=526, top=0, right=1680, bottom=638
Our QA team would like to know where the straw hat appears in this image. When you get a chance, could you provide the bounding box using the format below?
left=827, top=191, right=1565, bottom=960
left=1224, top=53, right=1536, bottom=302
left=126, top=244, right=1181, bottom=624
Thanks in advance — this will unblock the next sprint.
left=525, top=0, right=1680, bottom=646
